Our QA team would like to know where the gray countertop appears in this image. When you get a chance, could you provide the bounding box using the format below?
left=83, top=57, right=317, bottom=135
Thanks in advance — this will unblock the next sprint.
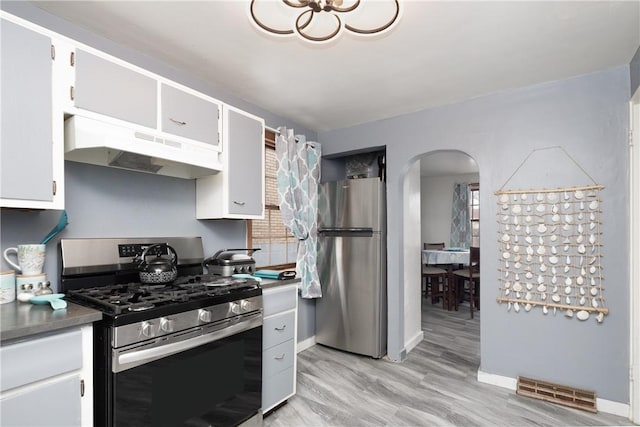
left=0, top=277, right=299, bottom=344
left=260, top=277, right=301, bottom=290
left=0, top=300, right=102, bottom=343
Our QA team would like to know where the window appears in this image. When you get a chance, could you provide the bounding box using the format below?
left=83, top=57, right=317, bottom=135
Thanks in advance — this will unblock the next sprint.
left=247, top=129, right=297, bottom=269
left=470, top=183, right=480, bottom=247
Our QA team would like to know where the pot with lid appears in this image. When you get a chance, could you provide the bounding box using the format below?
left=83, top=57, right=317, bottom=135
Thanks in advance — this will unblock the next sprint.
left=203, top=248, right=260, bottom=276
left=137, top=243, right=178, bottom=284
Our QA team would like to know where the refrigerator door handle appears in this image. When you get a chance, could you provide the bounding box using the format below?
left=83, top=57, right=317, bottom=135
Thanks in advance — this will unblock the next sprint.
left=318, top=227, right=374, bottom=237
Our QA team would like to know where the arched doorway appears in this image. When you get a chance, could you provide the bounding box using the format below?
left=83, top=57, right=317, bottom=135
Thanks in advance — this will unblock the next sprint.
left=402, top=150, right=480, bottom=359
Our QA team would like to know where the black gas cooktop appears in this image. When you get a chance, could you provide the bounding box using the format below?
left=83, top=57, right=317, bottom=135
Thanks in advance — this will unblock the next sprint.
left=66, top=274, right=260, bottom=322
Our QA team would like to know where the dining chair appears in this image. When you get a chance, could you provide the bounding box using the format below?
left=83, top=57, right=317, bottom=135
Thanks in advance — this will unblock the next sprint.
left=422, top=242, right=448, bottom=307
left=452, top=246, right=480, bottom=318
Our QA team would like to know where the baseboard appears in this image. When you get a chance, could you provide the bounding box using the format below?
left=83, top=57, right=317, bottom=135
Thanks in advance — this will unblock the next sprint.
left=297, top=336, right=316, bottom=353
left=477, top=370, right=517, bottom=390
left=596, top=398, right=629, bottom=418
left=405, top=331, right=424, bottom=353
left=477, top=370, right=629, bottom=418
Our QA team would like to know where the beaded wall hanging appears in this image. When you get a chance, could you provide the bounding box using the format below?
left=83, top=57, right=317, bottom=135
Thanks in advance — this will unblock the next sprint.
left=494, top=147, right=608, bottom=322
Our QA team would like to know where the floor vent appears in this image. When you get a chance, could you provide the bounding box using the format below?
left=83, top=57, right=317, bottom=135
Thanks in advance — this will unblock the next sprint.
left=516, top=376, right=597, bottom=413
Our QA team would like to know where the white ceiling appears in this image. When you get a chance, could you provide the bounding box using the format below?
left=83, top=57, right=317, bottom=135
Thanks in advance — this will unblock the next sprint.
left=33, top=0, right=640, bottom=135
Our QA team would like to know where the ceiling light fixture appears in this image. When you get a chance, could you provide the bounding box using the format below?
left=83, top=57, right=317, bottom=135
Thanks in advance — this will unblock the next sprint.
left=249, top=0, right=401, bottom=44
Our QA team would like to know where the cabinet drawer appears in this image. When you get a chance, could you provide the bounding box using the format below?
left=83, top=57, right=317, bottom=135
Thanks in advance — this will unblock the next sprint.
left=263, top=311, right=295, bottom=349
left=0, top=329, right=82, bottom=392
left=262, top=366, right=294, bottom=413
left=161, top=84, right=220, bottom=146
left=263, top=285, right=297, bottom=317
left=0, top=375, right=81, bottom=426
left=262, top=339, right=294, bottom=379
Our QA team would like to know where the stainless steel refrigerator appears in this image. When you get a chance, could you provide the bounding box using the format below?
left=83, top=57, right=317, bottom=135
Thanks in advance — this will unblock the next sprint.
left=316, top=177, right=387, bottom=358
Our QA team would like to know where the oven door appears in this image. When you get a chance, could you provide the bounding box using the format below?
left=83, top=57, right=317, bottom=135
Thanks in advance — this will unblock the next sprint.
left=110, top=312, right=262, bottom=427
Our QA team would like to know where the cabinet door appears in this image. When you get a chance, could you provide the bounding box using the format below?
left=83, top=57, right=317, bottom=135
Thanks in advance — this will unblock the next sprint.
left=74, top=49, right=157, bottom=128
left=0, top=19, right=53, bottom=202
left=225, top=107, right=264, bottom=216
left=161, top=84, right=220, bottom=147
left=263, top=367, right=295, bottom=413
left=0, top=375, right=81, bottom=427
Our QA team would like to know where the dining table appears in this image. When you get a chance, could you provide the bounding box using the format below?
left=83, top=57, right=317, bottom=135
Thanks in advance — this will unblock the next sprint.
left=422, top=248, right=471, bottom=310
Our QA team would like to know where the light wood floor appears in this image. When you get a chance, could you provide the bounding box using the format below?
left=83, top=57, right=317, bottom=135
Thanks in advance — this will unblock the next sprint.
left=264, top=300, right=632, bottom=426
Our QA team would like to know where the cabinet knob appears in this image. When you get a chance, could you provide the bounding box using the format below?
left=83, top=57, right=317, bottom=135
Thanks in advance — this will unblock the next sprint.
left=274, top=354, right=285, bottom=360
left=275, top=325, right=286, bottom=331
left=233, top=201, right=246, bottom=206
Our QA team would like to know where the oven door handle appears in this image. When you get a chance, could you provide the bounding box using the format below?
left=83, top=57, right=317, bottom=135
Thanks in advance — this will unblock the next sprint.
left=113, top=312, right=262, bottom=373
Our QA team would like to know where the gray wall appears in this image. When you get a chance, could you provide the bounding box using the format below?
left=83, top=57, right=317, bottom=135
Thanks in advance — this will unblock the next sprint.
left=297, top=297, right=315, bottom=343
left=1, top=162, right=245, bottom=288
left=420, top=172, right=479, bottom=246
left=318, top=67, right=630, bottom=402
left=632, top=46, right=640, bottom=97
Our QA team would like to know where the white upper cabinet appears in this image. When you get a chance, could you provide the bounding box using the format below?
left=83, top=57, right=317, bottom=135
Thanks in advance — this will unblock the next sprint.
left=1, top=11, right=265, bottom=213
left=73, top=49, right=157, bottom=128
left=0, top=15, right=64, bottom=209
left=60, top=45, right=225, bottom=178
left=226, top=106, right=264, bottom=216
left=160, top=84, right=220, bottom=148
left=196, top=106, right=265, bottom=219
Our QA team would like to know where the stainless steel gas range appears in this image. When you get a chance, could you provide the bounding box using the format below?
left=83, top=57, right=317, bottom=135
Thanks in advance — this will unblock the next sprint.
left=60, top=237, right=263, bottom=427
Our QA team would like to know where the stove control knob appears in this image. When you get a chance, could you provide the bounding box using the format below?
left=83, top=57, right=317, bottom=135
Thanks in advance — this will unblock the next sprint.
left=198, top=309, right=212, bottom=323
left=141, top=321, right=153, bottom=337
left=240, top=300, right=252, bottom=312
left=230, top=302, right=241, bottom=315
left=160, top=317, right=175, bottom=333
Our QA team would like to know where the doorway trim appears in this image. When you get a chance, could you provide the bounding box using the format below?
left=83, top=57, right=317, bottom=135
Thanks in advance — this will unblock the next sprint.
left=630, top=89, right=640, bottom=424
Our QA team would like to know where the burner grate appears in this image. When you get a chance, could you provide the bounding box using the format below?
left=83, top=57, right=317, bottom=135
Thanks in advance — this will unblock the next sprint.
left=65, top=276, right=259, bottom=315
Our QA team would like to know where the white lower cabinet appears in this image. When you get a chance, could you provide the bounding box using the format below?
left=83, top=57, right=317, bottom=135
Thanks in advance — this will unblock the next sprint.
left=0, top=325, right=93, bottom=426
left=1, top=376, right=81, bottom=426
left=262, top=284, right=298, bottom=413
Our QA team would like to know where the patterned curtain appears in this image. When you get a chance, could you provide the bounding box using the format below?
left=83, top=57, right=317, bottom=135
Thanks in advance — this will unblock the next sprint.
left=275, top=127, right=322, bottom=298
left=450, top=182, right=471, bottom=248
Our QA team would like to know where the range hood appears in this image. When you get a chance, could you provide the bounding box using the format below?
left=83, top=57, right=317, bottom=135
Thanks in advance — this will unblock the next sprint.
left=64, top=115, right=222, bottom=179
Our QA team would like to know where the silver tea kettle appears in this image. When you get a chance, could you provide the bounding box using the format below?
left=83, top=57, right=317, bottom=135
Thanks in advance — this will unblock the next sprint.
left=137, top=243, right=178, bottom=284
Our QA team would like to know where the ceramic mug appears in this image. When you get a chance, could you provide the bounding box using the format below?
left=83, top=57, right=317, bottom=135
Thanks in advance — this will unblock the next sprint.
left=3, top=244, right=46, bottom=275
left=0, top=270, right=16, bottom=304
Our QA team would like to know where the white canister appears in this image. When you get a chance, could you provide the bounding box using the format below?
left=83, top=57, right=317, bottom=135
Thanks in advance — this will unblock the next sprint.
left=0, top=270, right=16, bottom=304
left=16, top=273, right=46, bottom=302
